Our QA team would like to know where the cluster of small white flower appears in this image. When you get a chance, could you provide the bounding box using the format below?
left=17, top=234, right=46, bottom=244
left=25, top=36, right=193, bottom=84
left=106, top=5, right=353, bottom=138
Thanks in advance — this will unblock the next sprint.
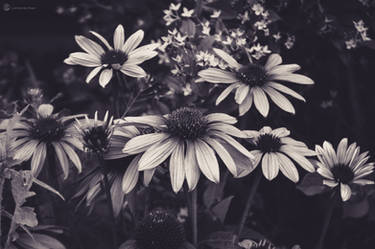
left=345, top=19, right=372, bottom=50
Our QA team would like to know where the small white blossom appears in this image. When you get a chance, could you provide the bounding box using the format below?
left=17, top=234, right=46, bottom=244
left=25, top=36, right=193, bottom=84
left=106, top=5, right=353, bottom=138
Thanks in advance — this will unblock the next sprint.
left=182, top=83, right=193, bottom=96
left=181, top=7, right=194, bottom=18
left=248, top=43, right=271, bottom=60
left=345, top=38, right=357, bottom=49
left=202, top=21, right=211, bottom=36
left=252, top=3, right=264, bottom=16
left=273, top=32, right=281, bottom=41
left=238, top=11, right=250, bottom=24
left=169, top=3, right=181, bottom=11
left=210, top=10, right=221, bottom=18
left=285, top=35, right=296, bottom=49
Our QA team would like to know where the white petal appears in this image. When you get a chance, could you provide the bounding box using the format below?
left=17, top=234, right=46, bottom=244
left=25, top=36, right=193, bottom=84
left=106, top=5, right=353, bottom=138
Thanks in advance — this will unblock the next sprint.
left=31, top=143, right=47, bottom=177
left=52, top=142, right=69, bottom=179
left=264, top=54, right=282, bottom=71
left=238, top=90, right=253, bottom=116
left=340, top=183, right=352, bottom=201
left=270, top=73, right=314, bottom=85
left=252, top=87, right=269, bottom=117
left=124, top=115, right=166, bottom=128
left=113, top=24, right=125, bottom=50
left=262, top=153, right=279, bottom=180
left=120, top=64, right=146, bottom=78
left=68, top=52, right=101, bottom=67
left=267, top=64, right=301, bottom=75
left=194, top=139, right=220, bottom=183
left=263, top=86, right=295, bottom=114
left=197, top=68, right=238, bottom=83
left=126, top=50, right=158, bottom=65
left=86, top=66, right=103, bottom=83
left=267, top=82, right=305, bottom=102
left=89, top=30, right=113, bottom=50
left=61, top=142, right=82, bottom=173
left=14, top=140, right=38, bottom=162
left=317, top=167, right=334, bottom=180
left=169, top=142, right=185, bottom=193
left=122, top=155, right=141, bottom=194
left=208, top=123, right=247, bottom=138
left=205, top=113, right=237, bottom=125
left=75, top=35, right=104, bottom=57
left=280, top=146, right=315, bottom=172
left=37, top=104, right=54, bottom=118
left=270, top=128, right=290, bottom=138
left=323, top=179, right=338, bottom=187
left=129, top=43, right=160, bottom=55
left=211, top=131, right=254, bottom=160
left=138, top=138, right=178, bottom=170
left=213, top=48, right=241, bottom=69
left=216, top=83, right=240, bottom=105
left=353, top=179, right=375, bottom=185
left=204, top=137, right=237, bottom=176
left=184, top=140, right=200, bottom=191
left=323, top=141, right=338, bottom=166
left=123, top=133, right=169, bottom=155
left=234, top=85, right=249, bottom=104
left=143, top=168, right=156, bottom=186
left=276, top=152, right=299, bottom=182
left=99, top=69, right=113, bottom=88
left=122, top=30, right=144, bottom=54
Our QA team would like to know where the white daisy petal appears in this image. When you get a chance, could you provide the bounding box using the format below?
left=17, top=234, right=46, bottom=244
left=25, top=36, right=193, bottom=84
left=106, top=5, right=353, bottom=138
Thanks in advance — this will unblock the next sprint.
left=184, top=140, right=200, bottom=191
left=276, top=152, right=299, bottom=182
left=138, top=138, right=178, bottom=170
left=252, top=87, right=269, bottom=117
left=122, top=30, right=144, bottom=54
left=86, top=66, right=103, bottom=83
left=123, top=133, right=169, bottom=155
left=270, top=128, right=290, bottom=138
left=267, top=64, right=301, bottom=75
left=353, top=179, right=375, bottom=185
left=113, top=24, right=125, bottom=50
left=208, top=123, right=247, bottom=138
left=211, top=131, right=254, bottom=160
left=323, top=179, right=338, bottom=187
left=61, top=142, right=82, bottom=173
left=239, top=89, right=253, bottom=116
left=205, top=113, right=237, bottom=125
left=68, top=52, right=101, bottom=67
left=323, top=141, right=338, bottom=166
left=14, top=140, right=38, bottom=162
left=216, top=83, right=240, bottom=105
left=31, top=143, right=47, bottom=177
left=213, top=48, right=242, bottom=69
left=52, top=142, right=69, bottom=179
left=126, top=50, right=158, bottom=65
left=144, top=168, right=156, bottom=186
left=110, top=176, right=124, bottom=217
left=99, top=69, right=113, bottom=88
left=234, top=85, right=250, bottom=104
left=280, top=146, right=315, bottom=172
left=340, top=183, right=352, bottom=201
left=120, top=64, right=147, bottom=78
left=262, top=152, right=279, bottom=180
left=270, top=73, right=314, bottom=85
left=124, top=115, right=166, bottom=128
left=129, top=43, right=160, bottom=55
left=336, top=138, right=348, bottom=164
left=267, top=82, right=306, bottom=102
left=197, top=68, right=238, bottom=83
left=122, top=154, right=141, bottom=194
left=89, top=31, right=113, bottom=50
left=194, top=139, right=220, bottom=183
left=75, top=35, right=105, bottom=57
left=263, top=86, right=295, bottom=114
left=169, top=142, right=185, bottom=193
left=317, top=167, right=334, bottom=180
left=264, top=54, right=282, bottom=71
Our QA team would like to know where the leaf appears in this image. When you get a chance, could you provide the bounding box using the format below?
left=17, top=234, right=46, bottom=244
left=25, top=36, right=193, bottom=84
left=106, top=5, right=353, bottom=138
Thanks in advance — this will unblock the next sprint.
left=297, top=173, right=327, bottom=196
left=17, top=233, right=66, bottom=249
left=363, top=40, right=375, bottom=50
left=180, top=241, right=196, bottom=249
left=10, top=170, right=35, bottom=205
left=198, top=36, right=216, bottom=50
left=14, top=207, right=38, bottom=227
left=203, top=182, right=218, bottom=208
left=211, top=196, right=234, bottom=223
left=201, top=231, right=242, bottom=249
left=343, top=198, right=370, bottom=218
left=180, top=19, right=196, bottom=37
left=119, top=240, right=137, bottom=249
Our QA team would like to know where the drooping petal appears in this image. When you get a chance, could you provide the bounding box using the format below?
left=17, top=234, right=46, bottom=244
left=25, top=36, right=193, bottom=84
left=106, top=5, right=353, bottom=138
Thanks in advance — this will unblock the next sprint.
left=280, top=146, right=315, bottom=172
left=123, top=133, right=169, bottom=155
left=122, top=155, right=141, bottom=194
left=340, top=183, right=352, bottom=201
left=276, top=152, right=299, bottom=182
left=216, top=83, right=240, bottom=105
left=52, top=142, right=69, bottom=179
left=270, top=73, right=314, bottom=85
left=113, top=24, right=125, bottom=50
left=194, top=139, right=220, bottom=183
left=169, top=142, right=185, bottom=193
left=239, top=90, right=253, bottom=116
left=261, top=152, right=279, bottom=180
left=234, top=85, right=250, bottom=104
left=213, top=48, right=242, bottom=69
left=204, top=137, right=237, bottom=176
left=99, top=68, right=113, bottom=88
left=122, top=30, right=144, bottom=54
left=267, top=82, right=306, bottom=102
left=89, top=30, right=113, bottom=50
left=252, top=87, right=269, bottom=117
left=14, top=140, right=38, bottom=162
left=86, top=66, right=103, bottom=83
left=120, top=64, right=147, bottom=78
left=184, top=140, right=200, bottom=191
left=110, top=175, right=124, bottom=217
left=263, top=86, right=295, bottom=114
left=60, top=142, right=82, bottom=173
left=197, top=68, right=238, bottom=83
left=138, top=138, right=178, bottom=170
left=267, top=64, right=301, bottom=75
left=75, top=35, right=105, bottom=57
left=143, top=168, right=156, bottom=186
left=264, top=54, right=282, bottom=71
left=31, top=143, right=47, bottom=177
left=211, top=131, right=254, bottom=160
left=205, top=113, right=237, bottom=125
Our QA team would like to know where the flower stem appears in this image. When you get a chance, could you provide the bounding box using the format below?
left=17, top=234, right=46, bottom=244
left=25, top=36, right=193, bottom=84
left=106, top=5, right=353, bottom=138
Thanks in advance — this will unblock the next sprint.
left=190, top=189, right=198, bottom=247
left=315, top=192, right=338, bottom=249
left=234, top=169, right=262, bottom=244
left=99, top=155, right=118, bottom=249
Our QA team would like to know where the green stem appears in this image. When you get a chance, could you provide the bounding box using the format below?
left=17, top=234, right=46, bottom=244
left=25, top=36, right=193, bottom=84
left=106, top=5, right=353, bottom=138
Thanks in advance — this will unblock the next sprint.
left=4, top=204, right=19, bottom=249
left=99, top=155, right=118, bottom=249
left=0, top=175, right=4, bottom=249
left=234, top=169, right=262, bottom=244
left=315, top=192, right=338, bottom=249
left=190, top=189, right=198, bottom=247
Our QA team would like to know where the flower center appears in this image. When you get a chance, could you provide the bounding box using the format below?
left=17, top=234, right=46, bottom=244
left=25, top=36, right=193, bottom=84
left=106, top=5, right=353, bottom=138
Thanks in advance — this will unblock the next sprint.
left=31, top=118, right=65, bottom=143
left=135, top=210, right=185, bottom=249
left=236, top=64, right=267, bottom=87
left=166, top=107, right=207, bottom=140
left=257, top=134, right=281, bottom=153
left=331, top=164, right=354, bottom=184
left=101, top=50, right=128, bottom=69
left=82, top=126, right=111, bottom=154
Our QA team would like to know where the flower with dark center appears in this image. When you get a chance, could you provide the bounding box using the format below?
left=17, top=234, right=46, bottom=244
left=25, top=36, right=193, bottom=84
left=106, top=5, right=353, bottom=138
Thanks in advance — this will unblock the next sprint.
left=315, top=138, right=374, bottom=201
left=10, top=104, right=83, bottom=179
left=243, top=126, right=316, bottom=182
left=135, top=210, right=185, bottom=249
left=64, top=24, right=159, bottom=88
left=197, top=48, right=314, bottom=117
left=122, top=108, right=255, bottom=192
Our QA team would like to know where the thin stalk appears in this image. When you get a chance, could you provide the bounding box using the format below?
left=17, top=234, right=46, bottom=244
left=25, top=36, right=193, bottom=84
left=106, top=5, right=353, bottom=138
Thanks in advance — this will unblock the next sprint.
left=98, top=155, right=118, bottom=249
left=234, top=169, right=262, bottom=244
left=315, top=192, right=338, bottom=249
left=120, top=88, right=142, bottom=119
left=0, top=175, right=4, bottom=249
left=190, top=189, right=198, bottom=247
left=4, top=204, right=18, bottom=249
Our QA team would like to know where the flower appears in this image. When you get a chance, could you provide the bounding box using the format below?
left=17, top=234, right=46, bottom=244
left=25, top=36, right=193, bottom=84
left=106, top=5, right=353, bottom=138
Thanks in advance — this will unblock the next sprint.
left=135, top=210, right=186, bottom=249
left=238, top=239, right=276, bottom=249
left=197, top=49, right=314, bottom=117
left=64, top=24, right=158, bottom=88
left=122, top=107, right=255, bottom=192
left=243, top=126, right=315, bottom=182
left=10, top=104, right=82, bottom=179
left=181, top=7, right=194, bottom=18
left=315, top=138, right=375, bottom=201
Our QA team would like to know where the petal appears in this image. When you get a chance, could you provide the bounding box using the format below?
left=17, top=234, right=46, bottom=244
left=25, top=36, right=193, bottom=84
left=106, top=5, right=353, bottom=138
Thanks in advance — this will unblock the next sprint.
left=86, top=66, right=103, bottom=83
left=113, top=24, right=125, bottom=50
left=204, top=137, right=237, bottom=176
left=75, top=35, right=104, bottom=57
left=280, top=146, right=315, bottom=172
left=60, top=142, right=82, bottom=173
left=14, top=140, right=38, bottom=162
left=120, top=64, right=147, bottom=78
left=317, top=167, right=334, bottom=180
left=194, top=139, right=220, bottom=183
left=169, top=142, right=185, bottom=193
left=122, top=30, right=144, bottom=54
left=52, top=142, right=69, bottom=179
left=216, top=83, right=240, bottom=105
left=323, top=141, right=338, bottom=166
left=138, top=138, right=178, bottom=170
left=353, top=179, right=375, bottom=185
left=129, top=43, right=160, bottom=55
left=210, top=131, right=254, bottom=160
left=31, top=143, right=47, bottom=177
left=205, top=113, right=237, bottom=125
left=143, top=168, right=156, bottom=186
left=123, top=133, right=169, bottom=155
left=263, top=86, right=295, bottom=114
left=267, top=82, right=306, bottom=102
left=267, top=64, right=301, bottom=75
left=276, top=152, right=299, bottom=182
left=239, top=90, right=253, bottom=116
left=184, top=140, right=200, bottom=191
left=213, top=48, right=241, bottom=69
left=340, top=183, right=352, bottom=201
left=208, top=123, right=246, bottom=138
left=323, top=179, right=338, bottom=187
left=270, top=128, right=290, bottom=138
left=264, top=54, right=282, bottom=71
left=234, top=85, right=249, bottom=104
left=252, top=87, right=269, bottom=117
left=197, top=68, right=238, bottom=83
left=270, top=73, right=314, bottom=85
left=89, top=30, right=113, bottom=50
left=126, top=50, right=158, bottom=65
left=122, top=155, right=141, bottom=194
left=99, top=69, right=113, bottom=88
left=68, top=52, right=101, bottom=67
left=38, top=104, right=54, bottom=118
left=124, top=115, right=166, bottom=128
left=110, top=175, right=124, bottom=217
left=262, top=152, right=279, bottom=180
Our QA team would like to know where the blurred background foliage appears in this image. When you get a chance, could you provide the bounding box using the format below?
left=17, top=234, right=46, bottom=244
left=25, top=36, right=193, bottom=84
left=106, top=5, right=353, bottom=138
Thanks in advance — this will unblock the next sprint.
left=1, top=0, right=375, bottom=249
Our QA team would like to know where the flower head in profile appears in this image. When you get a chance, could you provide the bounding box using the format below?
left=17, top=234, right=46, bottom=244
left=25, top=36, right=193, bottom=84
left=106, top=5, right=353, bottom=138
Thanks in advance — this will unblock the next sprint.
left=197, top=49, right=314, bottom=117
left=122, top=107, right=255, bottom=192
left=238, top=239, right=276, bottom=249
left=315, top=138, right=374, bottom=201
left=244, top=126, right=315, bottom=182
left=64, top=24, right=158, bottom=88
left=10, top=104, right=83, bottom=179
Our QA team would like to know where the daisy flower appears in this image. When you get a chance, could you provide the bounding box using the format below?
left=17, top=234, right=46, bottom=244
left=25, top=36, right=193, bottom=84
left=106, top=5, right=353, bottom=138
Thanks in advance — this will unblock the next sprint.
left=122, top=107, right=255, bottom=193
left=73, top=113, right=155, bottom=216
left=121, top=209, right=189, bottom=249
left=64, top=24, right=159, bottom=88
left=9, top=104, right=83, bottom=179
left=197, top=49, right=314, bottom=117
left=315, top=138, right=375, bottom=201
left=243, top=126, right=315, bottom=182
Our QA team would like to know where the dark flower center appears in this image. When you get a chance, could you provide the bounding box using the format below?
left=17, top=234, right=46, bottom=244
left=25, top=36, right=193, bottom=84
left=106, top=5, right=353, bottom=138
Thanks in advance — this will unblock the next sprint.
left=257, top=134, right=282, bottom=153
left=236, top=64, right=267, bottom=87
left=31, top=118, right=65, bottom=143
left=101, top=50, right=128, bottom=66
left=331, top=164, right=354, bottom=184
left=83, top=126, right=111, bottom=153
left=166, top=107, right=208, bottom=140
left=135, top=210, right=185, bottom=249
